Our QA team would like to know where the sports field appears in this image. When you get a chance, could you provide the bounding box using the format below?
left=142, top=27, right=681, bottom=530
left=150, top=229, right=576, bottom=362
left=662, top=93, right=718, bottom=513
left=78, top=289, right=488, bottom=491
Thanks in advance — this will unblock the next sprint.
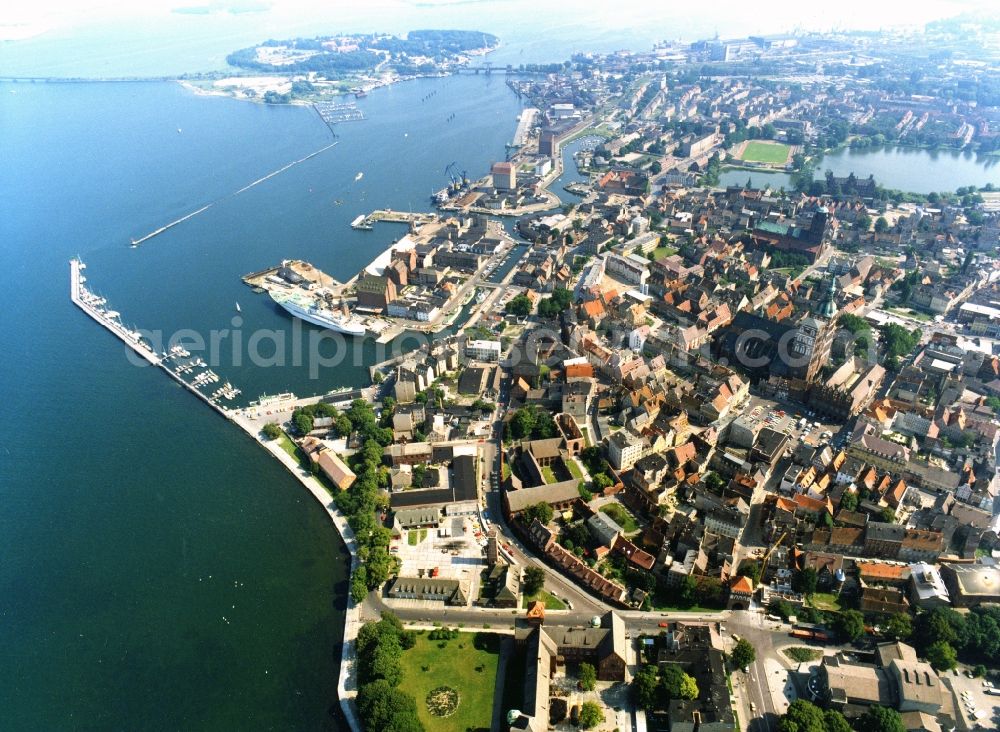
left=738, top=140, right=792, bottom=164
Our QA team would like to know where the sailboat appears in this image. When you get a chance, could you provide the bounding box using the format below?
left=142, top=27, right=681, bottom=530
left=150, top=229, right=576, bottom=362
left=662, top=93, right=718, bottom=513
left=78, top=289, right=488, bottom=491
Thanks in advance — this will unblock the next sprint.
left=235, top=302, right=241, bottom=313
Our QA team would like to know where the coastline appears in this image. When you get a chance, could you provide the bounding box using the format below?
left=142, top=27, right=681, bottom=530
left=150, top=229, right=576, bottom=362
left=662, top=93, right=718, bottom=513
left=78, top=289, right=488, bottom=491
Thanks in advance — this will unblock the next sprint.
left=71, top=259, right=363, bottom=732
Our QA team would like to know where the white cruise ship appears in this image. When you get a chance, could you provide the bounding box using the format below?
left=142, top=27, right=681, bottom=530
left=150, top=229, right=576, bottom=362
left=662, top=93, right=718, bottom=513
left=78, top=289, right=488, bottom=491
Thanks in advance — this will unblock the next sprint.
left=269, top=289, right=366, bottom=336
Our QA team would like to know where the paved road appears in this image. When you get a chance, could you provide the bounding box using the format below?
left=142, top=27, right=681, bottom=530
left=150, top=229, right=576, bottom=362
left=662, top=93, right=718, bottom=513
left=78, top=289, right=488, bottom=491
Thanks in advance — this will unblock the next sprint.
left=726, top=611, right=803, bottom=732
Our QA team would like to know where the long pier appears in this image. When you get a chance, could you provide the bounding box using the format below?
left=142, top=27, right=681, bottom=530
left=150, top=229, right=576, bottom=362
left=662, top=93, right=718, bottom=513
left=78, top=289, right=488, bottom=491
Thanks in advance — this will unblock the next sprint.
left=130, top=141, right=339, bottom=247
left=511, top=107, right=538, bottom=148
left=69, top=259, right=234, bottom=417
left=70, top=259, right=161, bottom=365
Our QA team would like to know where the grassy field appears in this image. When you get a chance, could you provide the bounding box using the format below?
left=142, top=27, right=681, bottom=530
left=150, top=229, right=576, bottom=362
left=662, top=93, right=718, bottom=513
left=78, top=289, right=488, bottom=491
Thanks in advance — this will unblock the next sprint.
left=541, top=466, right=558, bottom=484
left=652, top=600, right=723, bottom=613
left=275, top=432, right=334, bottom=494
left=888, top=307, right=932, bottom=322
left=521, top=589, right=567, bottom=610
left=277, top=433, right=307, bottom=467
left=739, top=141, right=791, bottom=164
left=566, top=458, right=583, bottom=481
left=399, top=633, right=502, bottom=732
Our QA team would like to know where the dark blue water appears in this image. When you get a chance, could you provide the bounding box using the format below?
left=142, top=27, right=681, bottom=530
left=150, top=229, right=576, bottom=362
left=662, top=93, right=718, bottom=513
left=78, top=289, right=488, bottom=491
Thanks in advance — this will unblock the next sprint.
left=0, top=75, right=520, bottom=730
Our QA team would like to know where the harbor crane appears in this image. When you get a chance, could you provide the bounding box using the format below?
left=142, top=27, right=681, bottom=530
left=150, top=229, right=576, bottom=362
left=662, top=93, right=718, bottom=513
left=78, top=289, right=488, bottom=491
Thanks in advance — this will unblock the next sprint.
left=444, top=161, right=461, bottom=191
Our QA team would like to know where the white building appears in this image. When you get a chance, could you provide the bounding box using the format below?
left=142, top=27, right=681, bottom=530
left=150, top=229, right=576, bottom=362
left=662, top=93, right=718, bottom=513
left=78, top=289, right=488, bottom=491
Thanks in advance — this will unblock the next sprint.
left=908, top=563, right=951, bottom=609
left=608, top=429, right=646, bottom=472
left=605, top=252, right=650, bottom=286
left=466, top=339, right=502, bottom=363
left=629, top=326, right=650, bottom=353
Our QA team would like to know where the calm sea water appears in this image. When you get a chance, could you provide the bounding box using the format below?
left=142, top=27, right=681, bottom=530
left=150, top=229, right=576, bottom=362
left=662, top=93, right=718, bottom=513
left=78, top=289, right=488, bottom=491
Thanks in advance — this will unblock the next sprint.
left=0, top=74, right=520, bottom=729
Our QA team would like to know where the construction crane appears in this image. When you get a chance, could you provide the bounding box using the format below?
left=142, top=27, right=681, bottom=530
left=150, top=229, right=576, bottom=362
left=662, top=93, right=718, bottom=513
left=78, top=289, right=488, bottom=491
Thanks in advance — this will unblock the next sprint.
left=757, top=530, right=787, bottom=586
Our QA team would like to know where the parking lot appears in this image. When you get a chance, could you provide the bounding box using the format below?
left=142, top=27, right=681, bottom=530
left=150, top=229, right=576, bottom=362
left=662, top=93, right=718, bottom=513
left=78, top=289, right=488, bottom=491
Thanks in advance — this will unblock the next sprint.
left=951, top=673, right=1000, bottom=730
left=743, top=394, right=849, bottom=449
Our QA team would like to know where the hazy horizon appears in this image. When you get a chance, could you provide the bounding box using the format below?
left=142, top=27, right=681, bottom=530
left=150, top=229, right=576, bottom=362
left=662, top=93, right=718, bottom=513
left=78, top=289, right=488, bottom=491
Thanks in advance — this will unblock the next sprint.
left=3, top=0, right=999, bottom=77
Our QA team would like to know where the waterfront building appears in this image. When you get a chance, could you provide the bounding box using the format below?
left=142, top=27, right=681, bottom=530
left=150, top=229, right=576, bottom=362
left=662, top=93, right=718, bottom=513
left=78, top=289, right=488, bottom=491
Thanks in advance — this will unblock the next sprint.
left=355, top=274, right=397, bottom=311
left=491, top=161, right=517, bottom=190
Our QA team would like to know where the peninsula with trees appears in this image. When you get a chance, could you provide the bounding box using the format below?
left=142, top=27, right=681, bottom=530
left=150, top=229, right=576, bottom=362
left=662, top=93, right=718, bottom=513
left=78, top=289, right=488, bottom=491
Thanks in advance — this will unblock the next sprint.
left=185, top=29, right=499, bottom=103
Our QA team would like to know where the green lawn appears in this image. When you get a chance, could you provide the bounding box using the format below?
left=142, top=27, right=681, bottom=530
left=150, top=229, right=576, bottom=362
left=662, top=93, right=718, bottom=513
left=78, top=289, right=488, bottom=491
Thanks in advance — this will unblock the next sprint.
left=276, top=432, right=337, bottom=494
left=566, top=458, right=584, bottom=481
left=652, top=601, right=723, bottom=613
left=600, top=504, right=639, bottom=533
left=521, top=589, right=567, bottom=610
left=407, top=529, right=428, bottom=546
left=808, top=592, right=842, bottom=611
left=888, top=307, right=932, bottom=322
left=651, top=245, right=678, bottom=260
left=399, top=633, right=502, bottom=732
left=502, top=462, right=511, bottom=481
left=541, top=466, right=558, bottom=484
left=277, top=433, right=308, bottom=467
left=739, top=140, right=791, bottom=164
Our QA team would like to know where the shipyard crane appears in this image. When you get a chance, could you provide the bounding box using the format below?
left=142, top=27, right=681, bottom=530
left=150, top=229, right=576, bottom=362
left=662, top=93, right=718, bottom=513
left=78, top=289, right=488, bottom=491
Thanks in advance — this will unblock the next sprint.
left=444, top=162, right=463, bottom=192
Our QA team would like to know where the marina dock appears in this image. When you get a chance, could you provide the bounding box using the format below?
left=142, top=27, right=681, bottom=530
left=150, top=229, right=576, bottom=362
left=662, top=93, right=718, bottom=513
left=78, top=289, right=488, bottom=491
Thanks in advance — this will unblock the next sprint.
left=70, top=259, right=161, bottom=366
left=350, top=209, right=439, bottom=230
left=70, top=259, right=240, bottom=416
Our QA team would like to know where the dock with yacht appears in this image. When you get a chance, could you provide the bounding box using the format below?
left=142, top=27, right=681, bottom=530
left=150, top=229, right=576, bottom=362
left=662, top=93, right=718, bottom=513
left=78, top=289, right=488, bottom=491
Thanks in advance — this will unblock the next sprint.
left=70, top=259, right=243, bottom=415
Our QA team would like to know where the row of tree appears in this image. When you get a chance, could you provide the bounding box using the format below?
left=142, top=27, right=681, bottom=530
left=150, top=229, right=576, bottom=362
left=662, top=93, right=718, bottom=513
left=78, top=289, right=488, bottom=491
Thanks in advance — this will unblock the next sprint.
left=290, top=400, right=350, bottom=437
left=631, top=663, right=699, bottom=710
left=355, top=614, right=423, bottom=732
left=912, top=605, right=1000, bottom=671
left=778, top=699, right=904, bottom=732
left=328, top=400, right=400, bottom=603
left=504, top=405, right=557, bottom=441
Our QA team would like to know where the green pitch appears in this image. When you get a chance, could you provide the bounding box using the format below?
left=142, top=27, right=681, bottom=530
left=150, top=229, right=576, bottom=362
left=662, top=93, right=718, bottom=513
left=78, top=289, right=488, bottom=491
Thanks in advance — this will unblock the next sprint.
left=739, top=141, right=791, bottom=164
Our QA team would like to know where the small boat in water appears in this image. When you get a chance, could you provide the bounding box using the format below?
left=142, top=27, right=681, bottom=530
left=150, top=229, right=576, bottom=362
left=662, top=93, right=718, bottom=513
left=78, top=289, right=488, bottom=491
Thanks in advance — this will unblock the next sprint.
left=355, top=172, right=364, bottom=181
left=235, top=302, right=241, bottom=313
